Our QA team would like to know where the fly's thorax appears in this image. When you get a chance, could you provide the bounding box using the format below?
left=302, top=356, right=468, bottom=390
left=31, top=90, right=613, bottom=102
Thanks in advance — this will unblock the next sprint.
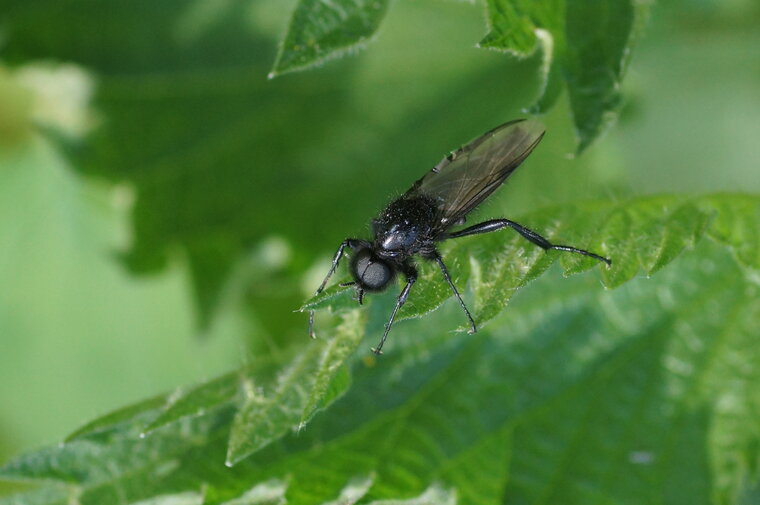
left=371, top=195, right=438, bottom=252
left=349, top=248, right=396, bottom=292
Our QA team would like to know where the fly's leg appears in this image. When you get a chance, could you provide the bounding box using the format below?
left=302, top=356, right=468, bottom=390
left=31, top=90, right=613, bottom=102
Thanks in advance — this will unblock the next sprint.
left=372, top=263, right=417, bottom=355
left=433, top=251, right=477, bottom=334
left=308, top=238, right=364, bottom=338
left=445, top=219, right=611, bottom=265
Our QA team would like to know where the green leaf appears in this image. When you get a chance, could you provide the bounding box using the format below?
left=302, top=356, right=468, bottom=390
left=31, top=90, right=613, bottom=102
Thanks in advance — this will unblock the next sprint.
left=3, top=193, right=760, bottom=505
left=5, top=232, right=759, bottom=504
left=320, top=474, right=374, bottom=505
left=61, top=314, right=365, bottom=471
left=299, top=313, right=364, bottom=425
left=141, top=371, right=244, bottom=436
left=364, top=484, right=456, bottom=505
left=480, top=0, right=649, bottom=151
left=226, top=310, right=365, bottom=465
left=0, top=409, right=226, bottom=488
left=243, top=243, right=760, bottom=505
left=130, top=492, right=203, bottom=505
left=217, top=479, right=287, bottom=505
left=703, top=194, right=760, bottom=270
left=300, top=281, right=356, bottom=313
left=564, top=0, right=639, bottom=152
left=66, top=362, right=278, bottom=443
left=65, top=394, right=168, bottom=442
left=0, top=485, right=73, bottom=505
left=478, top=1, right=538, bottom=56
left=270, top=0, right=391, bottom=77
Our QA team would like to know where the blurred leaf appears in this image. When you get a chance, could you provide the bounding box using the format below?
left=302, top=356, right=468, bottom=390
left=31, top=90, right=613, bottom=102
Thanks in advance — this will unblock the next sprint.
left=479, top=0, right=539, bottom=56
left=564, top=0, right=643, bottom=152
left=216, top=479, right=287, bottom=505
left=320, top=474, right=373, bottom=505
left=271, top=0, right=390, bottom=77
left=0, top=65, right=34, bottom=146
left=480, top=0, right=649, bottom=151
left=704, top=194, right=760, bottom=270
left=131, top=492, right=203, bottom=505
left=271, top=0, right=650, bottom=150
left=1, top=0, right=542, bottom=334
left=0, top=0, right=358, bottom=329
left=0, top=485, right=73, bottom=505
left=364, top=485, right=456, bottom=505
left=2, top=230, right=759, bottom=504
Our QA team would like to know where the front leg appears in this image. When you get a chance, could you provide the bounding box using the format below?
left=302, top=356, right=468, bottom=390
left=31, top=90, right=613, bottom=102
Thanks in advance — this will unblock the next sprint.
left=309, top=238, right=366, bottom=338
left=445, top=219, right=611, bottom=265
left=372, top=262, right=417, bottom=355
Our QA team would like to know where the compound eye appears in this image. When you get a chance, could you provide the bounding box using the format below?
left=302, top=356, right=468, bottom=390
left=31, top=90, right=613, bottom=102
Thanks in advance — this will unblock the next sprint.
left=353, top=251, right=392, bottom=291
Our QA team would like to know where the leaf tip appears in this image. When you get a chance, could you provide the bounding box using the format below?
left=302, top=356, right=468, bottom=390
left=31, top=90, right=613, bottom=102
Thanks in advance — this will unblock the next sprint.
left=225, top=445, right=253, bottom=468
left=296, top=420, right=308, bottom=433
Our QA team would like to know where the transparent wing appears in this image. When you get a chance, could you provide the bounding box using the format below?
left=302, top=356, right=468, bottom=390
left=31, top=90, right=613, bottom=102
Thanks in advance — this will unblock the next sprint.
left=409, top=118, right=545, bottom=231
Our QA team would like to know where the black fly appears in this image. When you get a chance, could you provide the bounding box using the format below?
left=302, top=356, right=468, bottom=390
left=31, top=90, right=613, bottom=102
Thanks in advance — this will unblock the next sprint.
left=309, top=119, right=611, bottom=354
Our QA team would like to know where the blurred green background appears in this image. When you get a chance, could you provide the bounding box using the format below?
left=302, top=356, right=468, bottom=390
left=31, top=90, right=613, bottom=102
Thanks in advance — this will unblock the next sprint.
left=0, top=0, right=758, bottom=467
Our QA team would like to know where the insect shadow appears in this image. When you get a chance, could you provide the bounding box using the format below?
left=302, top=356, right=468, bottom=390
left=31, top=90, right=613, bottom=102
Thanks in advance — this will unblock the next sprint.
left=309, top=119, right=611, bottom=355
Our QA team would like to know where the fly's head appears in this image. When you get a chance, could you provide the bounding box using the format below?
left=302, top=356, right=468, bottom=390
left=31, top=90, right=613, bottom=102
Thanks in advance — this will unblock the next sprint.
left=349, top=247, right=396, bottom=302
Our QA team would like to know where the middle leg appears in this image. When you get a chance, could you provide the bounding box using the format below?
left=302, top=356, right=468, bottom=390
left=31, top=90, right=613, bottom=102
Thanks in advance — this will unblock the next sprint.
left=432, top=251, right=477, bottom=334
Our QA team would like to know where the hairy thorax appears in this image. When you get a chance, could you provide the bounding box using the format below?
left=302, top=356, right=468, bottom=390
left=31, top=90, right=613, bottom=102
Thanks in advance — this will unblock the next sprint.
left=371, top=196, right=439, bottom=258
